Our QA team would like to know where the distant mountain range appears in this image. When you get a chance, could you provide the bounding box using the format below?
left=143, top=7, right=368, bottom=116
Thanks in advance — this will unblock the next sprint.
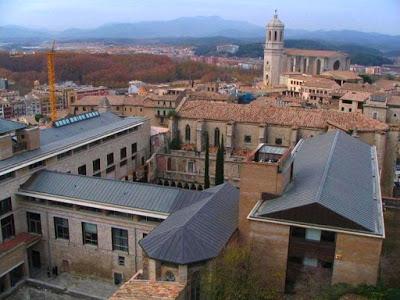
left=1, top=16, right=400, bottom=52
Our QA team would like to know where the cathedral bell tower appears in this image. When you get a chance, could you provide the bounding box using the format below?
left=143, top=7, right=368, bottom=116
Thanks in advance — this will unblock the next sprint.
left=263, top=10, right=284, bottom=87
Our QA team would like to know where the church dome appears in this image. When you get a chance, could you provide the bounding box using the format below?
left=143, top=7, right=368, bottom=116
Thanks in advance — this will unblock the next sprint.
left=267, top=11, right=284, bottom=28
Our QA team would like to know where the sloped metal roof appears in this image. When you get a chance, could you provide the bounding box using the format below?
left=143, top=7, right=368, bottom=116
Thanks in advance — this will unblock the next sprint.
left=0, top=118, right=26, bottom=135
left=0, top=112, right=145, bottom=174
left=255, top=130, right=384, bottom=236
left=140, top=183, right=239, bottom=264
left=19, top=170, right=206, bottom=214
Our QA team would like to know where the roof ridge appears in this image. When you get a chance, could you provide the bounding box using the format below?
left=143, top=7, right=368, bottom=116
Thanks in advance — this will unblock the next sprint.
left=313, top=130, right=340, bottom=204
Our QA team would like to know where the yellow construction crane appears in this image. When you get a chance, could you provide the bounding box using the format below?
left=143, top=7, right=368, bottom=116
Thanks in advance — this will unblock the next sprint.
left=47, top=40, right=57, bottom=122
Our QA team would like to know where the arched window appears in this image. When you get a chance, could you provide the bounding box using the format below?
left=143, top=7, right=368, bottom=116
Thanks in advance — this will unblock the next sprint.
left=333, top=60, right=340, bottom=70
left=279, top=30, right=283, bottom=41
left=274, top=31, right=277, bottom=41
left=316, top=59, right=322, bottom=75
left=268, top=31, right=271, bottom=41
left=214, top=128, right=220, bottom=147
left=185, top=125, right=191, bottom=142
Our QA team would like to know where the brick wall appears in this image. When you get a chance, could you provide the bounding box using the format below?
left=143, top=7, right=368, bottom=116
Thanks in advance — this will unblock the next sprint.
left=332, top=233, right=383, bottom=285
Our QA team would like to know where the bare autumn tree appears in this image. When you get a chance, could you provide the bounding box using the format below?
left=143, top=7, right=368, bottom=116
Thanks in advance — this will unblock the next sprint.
left=201, top=245, right=278, bottom=300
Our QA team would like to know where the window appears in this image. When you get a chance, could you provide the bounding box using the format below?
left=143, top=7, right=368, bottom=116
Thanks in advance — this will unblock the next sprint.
left=1, top=214, right=15, bottom=240
left=214, top=128, right=220, bottom=147
left=118, top=256, right=125, bottom=266
left=27, top=212, right=41, bottom=234
left=372, top=112, right=378, bottom=119
left=29, top=160, right=45, bottom=170
left=106, top=166, right=115, bottom=173
left=82, top=222, right=98, bottom=246
left=349, top=108, right=352, bottom=112
left=120, top=160, right=127, bottom=167
left=54, top=217, right=69, bottom=240
left=275, top=138, right=283, bottom=145
left=0, top=197, right=12, bottom=216
left=303, top=257, right=318, bottom=267
left=131, top=143, right=137, bottom=154
left=93, top=159, right=101, bottom=172
left=114, top=272, right=123, bottom=285
left=112, top=227, right=129, bottom=252
left=78, top=165, right=87, bottom=175
left=185, top=124, right=191, bottom=142
left=291, top=227, right=305, bottom=238
left=0, top=172, right=15, bottom=183
left=107, top=153, right=114, bottom=166
left=142, top=233, right=148, bottom=239
left=57, top=151, right=72, bottom=160
left=244, top=135, right=252, bottom=143
left=120, top=147, right=127, bottom=159
left=321, top=230, right=335, bottom=243
left=187, top=161, right=194, bottom=173
left=73, top=145, right=87, bottom=154
left=305, top=228, right=321, bottom=241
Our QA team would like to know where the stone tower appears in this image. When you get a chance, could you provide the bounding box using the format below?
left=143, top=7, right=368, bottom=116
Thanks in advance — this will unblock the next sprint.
left=263, top=11, right=285, bottom=87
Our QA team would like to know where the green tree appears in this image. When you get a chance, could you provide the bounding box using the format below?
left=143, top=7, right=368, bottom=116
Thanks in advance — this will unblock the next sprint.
left=215, top=135, right=224, bottom=185
left=34, top=113, right=43, bottom=122
left=201, top=245, right=277, bottom=300
left=169, top=131, right=181, bottom=150
left=204, top=132, right=210, bottom=189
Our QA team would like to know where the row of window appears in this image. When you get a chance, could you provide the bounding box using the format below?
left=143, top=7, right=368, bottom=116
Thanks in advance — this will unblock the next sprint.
left=76, top=143, right=137, bottom=176
left=26, top=212, right=131, bottom=252
left=184, top=125, right=283, bottom=146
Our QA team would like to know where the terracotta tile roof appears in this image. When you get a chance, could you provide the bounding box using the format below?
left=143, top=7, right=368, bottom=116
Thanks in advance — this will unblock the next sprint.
left=0, top=233, right=41, bottom=255
left=178, top=100, right=387, bottom=132
left=285, top=48, right=347, bottom=58
left=321, top=71, right=362, bottom=81
left=109, top=279, right=185, bottom=300
left=187, top=91, right=232, bottom=101
left=251, top=96, right=304, bottom=107
left=71, top=95, right=145, bottom=107
left=303, top=77, right=340, bottom=89
left=387, top=95, right=400, bottom=107
left=374, top=79, right=400, bottom=90
left=340, top=83, right=380, bottom=93
left=340, top=91, right=370, bottom=102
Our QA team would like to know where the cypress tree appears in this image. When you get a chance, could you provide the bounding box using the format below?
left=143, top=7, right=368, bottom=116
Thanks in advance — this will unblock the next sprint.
left=215, top=135, right=225, bottom=185
left=204, top=133, right=210, bottom=189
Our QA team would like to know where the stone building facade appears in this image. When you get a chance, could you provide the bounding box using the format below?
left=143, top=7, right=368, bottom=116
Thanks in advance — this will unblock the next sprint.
left=156, top=99, right=397, bottom=196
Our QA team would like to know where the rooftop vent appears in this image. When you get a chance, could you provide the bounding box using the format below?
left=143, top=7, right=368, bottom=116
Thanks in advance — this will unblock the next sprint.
left=53, top=111, right=100, bottom=128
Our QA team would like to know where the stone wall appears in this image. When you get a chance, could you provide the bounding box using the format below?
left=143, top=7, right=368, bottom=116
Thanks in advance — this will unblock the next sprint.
left=17, top=198, right=158, bottom=281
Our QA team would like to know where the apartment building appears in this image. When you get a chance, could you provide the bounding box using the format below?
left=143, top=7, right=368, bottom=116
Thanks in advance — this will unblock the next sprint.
left=0, top=111, right=150, bottom=296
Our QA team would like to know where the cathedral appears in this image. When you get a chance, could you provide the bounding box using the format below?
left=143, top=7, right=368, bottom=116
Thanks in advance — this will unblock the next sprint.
left=263, top=11, right=351, bottom=86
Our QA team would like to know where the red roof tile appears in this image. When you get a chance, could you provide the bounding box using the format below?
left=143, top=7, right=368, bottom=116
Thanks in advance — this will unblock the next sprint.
left=178, top=100, right=388, bottom=132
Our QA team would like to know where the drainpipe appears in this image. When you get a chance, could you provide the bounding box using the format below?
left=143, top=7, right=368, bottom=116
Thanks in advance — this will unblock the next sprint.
left=46, top=210, right=53, bottom=275
left=134, top=228, right=138, bottom=273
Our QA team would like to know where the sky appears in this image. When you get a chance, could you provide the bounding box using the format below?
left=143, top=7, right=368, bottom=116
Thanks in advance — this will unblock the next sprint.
left=0, top=0, right=399, bottom=35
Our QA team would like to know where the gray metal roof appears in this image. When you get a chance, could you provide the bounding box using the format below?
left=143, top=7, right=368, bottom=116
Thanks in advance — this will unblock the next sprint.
left=0, top=118, right=26, bottom=135
left=140, top=183, right=239, bottom=264
left=19, top=170, right=206, bottom=214
left=0, top=112, right=145, bottom=174
left=254, top=130, right=384, bottom=236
